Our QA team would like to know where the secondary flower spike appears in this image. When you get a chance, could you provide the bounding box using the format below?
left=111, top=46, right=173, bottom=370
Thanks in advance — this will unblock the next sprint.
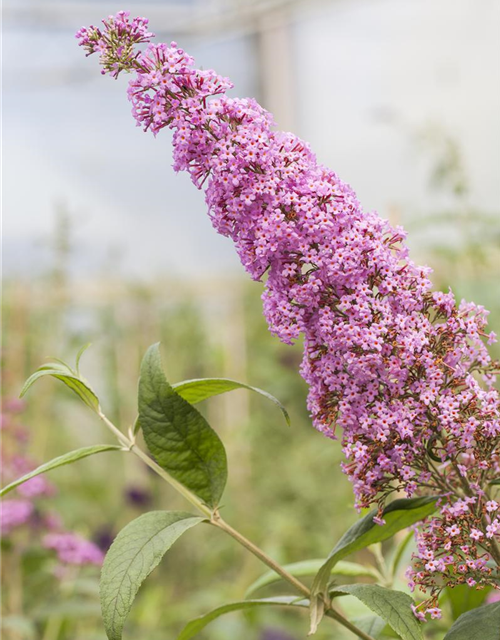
left=77, top=12, right=500, bottom=616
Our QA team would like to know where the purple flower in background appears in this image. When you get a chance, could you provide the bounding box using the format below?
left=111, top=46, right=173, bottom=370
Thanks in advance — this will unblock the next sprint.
left=43, top=532, right=104, bottom=566
left=125, top=485, right=152, bottom=507
left=17, top=475, right=55, bottom=498
left=1, top=397, right=102, bottom=577
left=78, top=13, right=500, bottom=614
left=93, top=525, right=115, bottom=553
left=43, top=511, right=64, bottom=531
left=0, top=413, right=8, bottom=430
left=4, top=399, right=27, bottom=414
left=1, top=399, right=27, bottom=435
left=5, top=454, right=56, bottom=498
left=0, top=499, right=34, bottom=534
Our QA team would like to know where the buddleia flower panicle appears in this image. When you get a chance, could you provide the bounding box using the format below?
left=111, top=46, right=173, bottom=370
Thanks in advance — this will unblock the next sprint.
left=78, top=13, right=500, bottom=618
left=76, top=10, right=153, bottom=78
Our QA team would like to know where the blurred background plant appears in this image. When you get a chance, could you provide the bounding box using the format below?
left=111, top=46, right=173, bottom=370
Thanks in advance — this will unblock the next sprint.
left=1, top=397, right=105, bottom=640
left=2, top=0, right=499, bottom=638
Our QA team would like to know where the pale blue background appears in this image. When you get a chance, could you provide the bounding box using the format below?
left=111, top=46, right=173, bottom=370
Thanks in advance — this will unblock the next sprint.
left=4, top=0, right=500, bottom=278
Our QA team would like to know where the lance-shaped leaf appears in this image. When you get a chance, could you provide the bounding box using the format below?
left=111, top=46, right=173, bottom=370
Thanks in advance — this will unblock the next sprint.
left=177, top=597, right=309, bottom=640
left=245, top=559, right=381, bottom=598
left=331, top=584, right=422, bottom=640
left=75, top=342, right=92, bottom=375
left=138, top=344, right=228, bottom=508
left=312, top=496, right=439, bottom=598
left=0, top=445, right=121, bottom=497
left=443, top=602, right=500, bottom=639
left=172, top=378, right=290, bottom=426
left=309, top=596, right=325, bottom=636
left=445, top=583, right=492, bottom=620
left=20, top=362, right=99, bottom=412
left=100, top=511, right=205, bottom=640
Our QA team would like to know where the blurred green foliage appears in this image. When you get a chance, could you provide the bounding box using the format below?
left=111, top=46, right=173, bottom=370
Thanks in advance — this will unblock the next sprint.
left=2, top=272, right=360, bottom=640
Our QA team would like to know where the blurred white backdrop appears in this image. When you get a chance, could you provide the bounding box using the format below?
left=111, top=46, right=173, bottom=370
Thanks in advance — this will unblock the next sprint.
left=4, top=0, right=500, bottom=279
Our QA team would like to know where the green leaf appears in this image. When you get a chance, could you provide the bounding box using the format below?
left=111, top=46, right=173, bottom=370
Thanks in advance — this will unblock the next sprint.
left=177, top=597, right=309, bottom=640
left=489, top=478, right=500, bottom=485
left=245, top=559, right=380, bottom=597
left=312, top=497, right=439, bottom=598
left=172, top=378, right=290, bottom=426
left=390, top=531, right=414, bottom=579
left=331, top=584, right=423, bottom=640
left=100, top=511, right=204, bottom=640
left=133, top=415, right=141, bottom=436
left=445, top=584, right=492, bottom=620
left=75, top=342, right=92, bottom=375
left=0, top=445, right=121, bottom=497
left=309, top=595, right=325, bottom=635
left=20, top=363, right=99, bottom=411
left=351, top=615, right=387, bottom=639
left=138, top=344, right=228, bottom=508
left=444, top=602, right=500, bottom=639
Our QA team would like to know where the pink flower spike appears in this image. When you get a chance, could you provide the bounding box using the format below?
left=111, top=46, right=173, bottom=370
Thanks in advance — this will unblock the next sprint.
left=0, top=499, right=33, bottom=534
left=77, top=15, right=500, bottom=600
left=43, top=532, right=104, bottom=566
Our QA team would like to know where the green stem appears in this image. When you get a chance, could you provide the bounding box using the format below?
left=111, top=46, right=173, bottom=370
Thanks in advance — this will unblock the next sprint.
left=97, top=410, right=376, bottom=640
left=210, top=515, right=310, bottom=597
left=130, top=443, right=212, bottom=519
left=98, top=410, right=212, bottom=518
left=210, top=517, right=375, bottom=640
left=97, top=410, right=130, bottom=448
left=324, top=607, right=377, bottom=639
